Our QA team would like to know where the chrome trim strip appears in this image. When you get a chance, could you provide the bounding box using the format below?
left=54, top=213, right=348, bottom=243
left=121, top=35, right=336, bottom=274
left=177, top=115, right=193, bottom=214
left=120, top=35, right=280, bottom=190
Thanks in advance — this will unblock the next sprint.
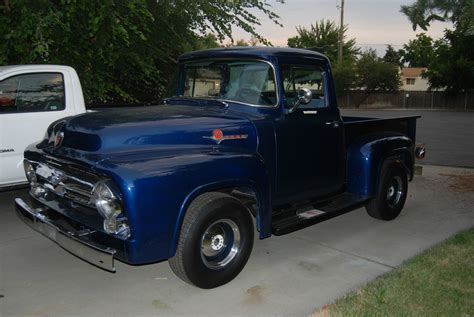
left=31, top=159, right=96, bottom=188
left=15, top=198, right=116, bottom=272
left=62, top=183, right=91, bottom=198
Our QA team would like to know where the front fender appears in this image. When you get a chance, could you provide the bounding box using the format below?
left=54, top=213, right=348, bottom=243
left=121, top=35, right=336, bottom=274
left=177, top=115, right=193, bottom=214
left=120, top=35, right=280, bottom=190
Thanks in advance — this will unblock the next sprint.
left=346, top=133, right=414, bottom=197
left=95, top=150, right=271, bottom=264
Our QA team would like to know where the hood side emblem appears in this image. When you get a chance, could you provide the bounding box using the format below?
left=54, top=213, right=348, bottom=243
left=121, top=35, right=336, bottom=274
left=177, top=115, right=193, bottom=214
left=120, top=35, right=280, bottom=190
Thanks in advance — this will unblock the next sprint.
left=203, top=129, right=248, bottom=145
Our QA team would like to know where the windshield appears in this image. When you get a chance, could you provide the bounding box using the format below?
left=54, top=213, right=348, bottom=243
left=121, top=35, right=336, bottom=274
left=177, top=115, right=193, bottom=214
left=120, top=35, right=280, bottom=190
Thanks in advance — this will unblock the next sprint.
left=181, top=60, right=277, bottom=107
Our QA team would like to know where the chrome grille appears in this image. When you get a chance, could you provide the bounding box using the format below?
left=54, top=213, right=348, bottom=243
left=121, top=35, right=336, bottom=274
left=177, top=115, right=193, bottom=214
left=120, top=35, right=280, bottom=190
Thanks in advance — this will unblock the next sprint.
left=31, top=160, right=101, bottom=208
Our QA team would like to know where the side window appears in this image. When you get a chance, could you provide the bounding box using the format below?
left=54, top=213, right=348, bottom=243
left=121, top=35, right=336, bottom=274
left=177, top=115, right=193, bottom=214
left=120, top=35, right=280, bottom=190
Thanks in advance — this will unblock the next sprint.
left=0, top=73, right=65, bottom=114
left=281, top=66, right=327, bottom=109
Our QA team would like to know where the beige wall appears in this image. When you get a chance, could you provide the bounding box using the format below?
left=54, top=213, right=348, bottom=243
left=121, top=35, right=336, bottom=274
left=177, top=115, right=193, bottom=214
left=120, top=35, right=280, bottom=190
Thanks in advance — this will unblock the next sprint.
left=401, top=76, right=430, bottom=91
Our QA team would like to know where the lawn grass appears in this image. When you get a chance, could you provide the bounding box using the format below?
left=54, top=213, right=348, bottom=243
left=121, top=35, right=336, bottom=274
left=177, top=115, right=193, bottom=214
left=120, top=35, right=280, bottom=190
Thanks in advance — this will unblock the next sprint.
left=313, top=227, right=474, bottom=317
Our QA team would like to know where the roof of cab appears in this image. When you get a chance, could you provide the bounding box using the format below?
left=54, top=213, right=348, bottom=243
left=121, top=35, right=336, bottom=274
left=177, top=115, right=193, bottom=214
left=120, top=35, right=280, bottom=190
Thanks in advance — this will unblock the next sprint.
left=178, top=46, right=329, bottom=63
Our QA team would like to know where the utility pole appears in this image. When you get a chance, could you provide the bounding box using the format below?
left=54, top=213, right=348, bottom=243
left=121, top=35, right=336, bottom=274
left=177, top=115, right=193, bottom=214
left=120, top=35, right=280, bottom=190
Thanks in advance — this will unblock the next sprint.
left=338, top=0, right=345, bottom=65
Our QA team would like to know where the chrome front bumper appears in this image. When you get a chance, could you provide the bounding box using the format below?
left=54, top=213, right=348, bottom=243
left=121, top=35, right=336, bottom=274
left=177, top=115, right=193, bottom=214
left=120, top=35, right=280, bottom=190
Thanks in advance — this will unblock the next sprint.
left=15, top=198, right=117, bottom=272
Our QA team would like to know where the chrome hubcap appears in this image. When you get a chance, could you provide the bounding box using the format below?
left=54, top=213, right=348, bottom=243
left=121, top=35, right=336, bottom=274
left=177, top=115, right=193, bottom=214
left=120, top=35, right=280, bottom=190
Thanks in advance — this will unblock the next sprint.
left=386, top=176, right=403, bottom=208
left=211, top=234, right=224, bottom=251
left=387, top=186, right=395, bottom=198
left=201, top=219, right=241, bottom=270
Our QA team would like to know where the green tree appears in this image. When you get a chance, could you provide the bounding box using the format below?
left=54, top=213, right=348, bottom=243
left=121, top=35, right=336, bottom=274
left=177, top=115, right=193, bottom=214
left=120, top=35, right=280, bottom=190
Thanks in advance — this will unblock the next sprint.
left=400, top=33, right=435, bottom=67
left=235, top=39, right=250, bottom=46
left=332, top=62, right=357, bottom=95
left=383, top=44, right=403, bottom=66
left=332, top=49, right=401, bottom=100
left=231, top=36, right=265, bottom=47
left=192, top=34, right=221, bottom=50
left=355, top=49, right=401, bottom=93
left=400, top=0, right=473, bottom=31
left=0, top=0, right=283, bottom=103
left=425, top=27, right=474, bottom=92
left=249, top=36, right=260, bottom=46
left=401, top=0, right=474, bottom=92
left=287, top=20, right=359, bottom=64
left=349, top=49, right=401, bottom=108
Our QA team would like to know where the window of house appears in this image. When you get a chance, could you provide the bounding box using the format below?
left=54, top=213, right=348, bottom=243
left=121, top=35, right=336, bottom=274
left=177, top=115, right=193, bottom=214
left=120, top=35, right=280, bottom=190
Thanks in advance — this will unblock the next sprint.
left=406, top=78, right=416, bottom=85
left=281, top=66, right=327, bottom=109
left=0, top=73, right=65, bottom=114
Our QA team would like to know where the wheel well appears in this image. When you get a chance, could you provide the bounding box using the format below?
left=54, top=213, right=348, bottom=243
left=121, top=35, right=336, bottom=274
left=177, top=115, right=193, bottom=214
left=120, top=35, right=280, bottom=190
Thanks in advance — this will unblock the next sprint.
left=385, top=151, right=413, bottom=179
left=171, top=185, right=266, bottom=258
left=402, top=151, right=415, bottom=181
left=375, top=152, right=412, bottom=193
left=217, top=186, right=258, bottom=218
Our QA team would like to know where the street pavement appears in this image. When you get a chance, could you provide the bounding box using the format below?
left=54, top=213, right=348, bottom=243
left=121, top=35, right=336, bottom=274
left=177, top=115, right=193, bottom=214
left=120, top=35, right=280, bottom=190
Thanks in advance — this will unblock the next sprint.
left=341, top=109, right=474, bottom=168
left=1, top=165, right=473, bottom=317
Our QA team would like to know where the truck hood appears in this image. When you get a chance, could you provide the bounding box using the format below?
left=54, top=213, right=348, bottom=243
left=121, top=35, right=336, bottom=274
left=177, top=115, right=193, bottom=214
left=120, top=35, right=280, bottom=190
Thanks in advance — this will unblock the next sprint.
left=48, top=105, right=257, bottom=159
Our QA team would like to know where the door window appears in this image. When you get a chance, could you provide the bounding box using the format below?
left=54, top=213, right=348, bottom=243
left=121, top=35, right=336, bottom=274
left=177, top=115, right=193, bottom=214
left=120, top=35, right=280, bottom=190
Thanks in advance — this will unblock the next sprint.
left=0, top=73, right=65, bottom=114
left=281, top=66, right=326, bottom=109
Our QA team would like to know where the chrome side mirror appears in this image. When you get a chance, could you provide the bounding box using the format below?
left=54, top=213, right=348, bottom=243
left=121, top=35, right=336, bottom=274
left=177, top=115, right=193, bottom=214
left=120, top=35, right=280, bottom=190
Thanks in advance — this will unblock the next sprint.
left=289, top=88, right=312, bottom=113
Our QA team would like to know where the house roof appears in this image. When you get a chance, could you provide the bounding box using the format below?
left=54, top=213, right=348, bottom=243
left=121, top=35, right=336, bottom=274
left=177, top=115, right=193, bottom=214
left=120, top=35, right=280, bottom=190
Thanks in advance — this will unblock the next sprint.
left=401, top=67, right=427, bottom=77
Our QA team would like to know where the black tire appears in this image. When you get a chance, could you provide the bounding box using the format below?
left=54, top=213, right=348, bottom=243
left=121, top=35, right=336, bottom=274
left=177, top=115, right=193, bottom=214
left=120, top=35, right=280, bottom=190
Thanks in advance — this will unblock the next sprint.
left=169, top=192, right=254, bottom=289
left=366, top=159, right=408, bottom=220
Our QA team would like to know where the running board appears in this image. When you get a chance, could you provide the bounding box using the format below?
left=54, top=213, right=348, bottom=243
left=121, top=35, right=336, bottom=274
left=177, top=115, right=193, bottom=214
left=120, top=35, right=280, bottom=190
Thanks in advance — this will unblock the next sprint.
left=271, top=193, right=369, bottom=236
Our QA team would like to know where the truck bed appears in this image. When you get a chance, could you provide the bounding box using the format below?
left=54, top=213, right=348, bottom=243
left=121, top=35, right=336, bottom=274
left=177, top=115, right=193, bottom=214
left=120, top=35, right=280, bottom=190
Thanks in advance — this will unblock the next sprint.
left=342, top=115, right=421, bottom=148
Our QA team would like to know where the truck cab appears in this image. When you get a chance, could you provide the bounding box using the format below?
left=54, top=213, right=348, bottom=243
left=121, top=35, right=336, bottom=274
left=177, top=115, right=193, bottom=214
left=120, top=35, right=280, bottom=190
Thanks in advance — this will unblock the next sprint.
left=15, top=48, right=421, bottom=289
left=176, top=48, right=347, bottom=203
left=0, top=65, right=86, bottom=188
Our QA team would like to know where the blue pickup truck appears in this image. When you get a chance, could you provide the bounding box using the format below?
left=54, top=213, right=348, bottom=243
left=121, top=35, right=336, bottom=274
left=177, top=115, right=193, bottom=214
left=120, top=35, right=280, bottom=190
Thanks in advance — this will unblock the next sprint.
left=15, top=47, right=424, bottom=288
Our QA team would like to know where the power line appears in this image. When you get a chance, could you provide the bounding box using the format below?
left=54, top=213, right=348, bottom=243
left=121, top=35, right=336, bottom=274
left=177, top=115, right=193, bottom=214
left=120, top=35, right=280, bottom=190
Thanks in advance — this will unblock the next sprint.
left=356, top=43, right=438, bottom=48
left=357, top=43, right=405, bottom=47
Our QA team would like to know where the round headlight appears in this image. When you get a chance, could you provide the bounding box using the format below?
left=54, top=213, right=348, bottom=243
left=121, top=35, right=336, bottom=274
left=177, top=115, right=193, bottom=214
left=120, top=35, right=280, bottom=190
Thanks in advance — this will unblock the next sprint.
left=92, top=182, right=122, bottom=219
left=23, top=160, right=37, bottom=185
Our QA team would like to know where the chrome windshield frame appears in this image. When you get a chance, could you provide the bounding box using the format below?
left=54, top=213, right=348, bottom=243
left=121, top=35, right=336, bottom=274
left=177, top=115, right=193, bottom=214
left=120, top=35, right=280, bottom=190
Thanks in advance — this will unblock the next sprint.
left=178, top=58, right=280, bottom=109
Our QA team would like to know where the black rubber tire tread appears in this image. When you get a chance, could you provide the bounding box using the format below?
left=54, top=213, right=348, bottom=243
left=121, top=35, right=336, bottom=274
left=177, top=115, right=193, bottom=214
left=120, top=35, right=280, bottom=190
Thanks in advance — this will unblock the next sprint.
left=169, top=191, right=254, bottom=288
left=366, top=159, right=408, bottom=220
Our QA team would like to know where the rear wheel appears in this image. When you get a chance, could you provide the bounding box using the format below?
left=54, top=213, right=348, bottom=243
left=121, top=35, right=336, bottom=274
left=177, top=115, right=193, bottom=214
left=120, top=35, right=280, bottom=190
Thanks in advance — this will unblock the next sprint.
left=169, top=192, right=254, bottom=289
left=366, top=160, right=408, bottom=220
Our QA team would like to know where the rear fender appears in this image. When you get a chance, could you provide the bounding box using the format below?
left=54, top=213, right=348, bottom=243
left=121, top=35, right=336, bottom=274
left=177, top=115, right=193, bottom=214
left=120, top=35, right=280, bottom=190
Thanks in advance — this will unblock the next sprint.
left=346, top=134, right=414, bottom=197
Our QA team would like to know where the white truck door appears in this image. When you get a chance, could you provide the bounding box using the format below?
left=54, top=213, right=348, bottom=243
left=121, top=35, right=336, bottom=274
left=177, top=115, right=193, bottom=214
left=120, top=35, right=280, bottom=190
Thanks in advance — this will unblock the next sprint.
left=0, top=71, right=77, bottom=187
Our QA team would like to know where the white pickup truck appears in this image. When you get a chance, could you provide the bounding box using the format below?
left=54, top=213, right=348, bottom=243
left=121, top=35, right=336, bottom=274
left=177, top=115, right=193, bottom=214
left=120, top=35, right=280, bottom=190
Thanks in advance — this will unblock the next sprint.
left=0, top=65, right=86, bottom=189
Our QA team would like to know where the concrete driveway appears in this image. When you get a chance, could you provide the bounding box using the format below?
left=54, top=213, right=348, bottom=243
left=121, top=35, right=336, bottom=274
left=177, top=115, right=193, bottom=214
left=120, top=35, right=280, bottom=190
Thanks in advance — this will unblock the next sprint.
left=1, top=164, right=473, bottom=317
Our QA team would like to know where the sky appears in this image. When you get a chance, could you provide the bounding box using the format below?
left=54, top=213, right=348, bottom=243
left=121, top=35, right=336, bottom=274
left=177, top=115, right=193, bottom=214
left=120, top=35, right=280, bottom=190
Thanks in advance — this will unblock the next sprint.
left=231, top=0, right=452, bottom=55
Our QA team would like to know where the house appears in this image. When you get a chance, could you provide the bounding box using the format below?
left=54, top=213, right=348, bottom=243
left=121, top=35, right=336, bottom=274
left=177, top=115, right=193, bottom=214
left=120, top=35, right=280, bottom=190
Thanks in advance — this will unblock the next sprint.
left=400, top=67, right=430, bottom=91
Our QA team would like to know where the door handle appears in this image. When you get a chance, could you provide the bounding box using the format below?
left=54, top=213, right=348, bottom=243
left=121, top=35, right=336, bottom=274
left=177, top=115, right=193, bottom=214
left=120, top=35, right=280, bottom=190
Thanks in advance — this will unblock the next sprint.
left=325, top=121, right=341, bottom=128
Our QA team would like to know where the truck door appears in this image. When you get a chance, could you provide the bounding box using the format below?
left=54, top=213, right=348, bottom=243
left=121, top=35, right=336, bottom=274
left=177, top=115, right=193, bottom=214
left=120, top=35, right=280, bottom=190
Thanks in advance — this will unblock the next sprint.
left=0, top=72, right=72, bottom=187
left=274, top=63, right=345, bottom=205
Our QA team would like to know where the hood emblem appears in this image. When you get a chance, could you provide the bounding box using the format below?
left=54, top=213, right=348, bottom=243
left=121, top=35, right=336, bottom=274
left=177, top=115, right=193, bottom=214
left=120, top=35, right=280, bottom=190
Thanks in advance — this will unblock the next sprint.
left=54, top=132, right=64, bottom=147
left=203, top=129, right=248, bottom=145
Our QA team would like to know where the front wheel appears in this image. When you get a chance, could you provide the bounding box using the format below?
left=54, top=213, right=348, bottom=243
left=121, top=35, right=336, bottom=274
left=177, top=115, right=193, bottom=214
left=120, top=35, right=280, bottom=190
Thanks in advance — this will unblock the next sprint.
left=169, top=192, right=254, bottom=289
left=366, top=160, right=408, bottom=220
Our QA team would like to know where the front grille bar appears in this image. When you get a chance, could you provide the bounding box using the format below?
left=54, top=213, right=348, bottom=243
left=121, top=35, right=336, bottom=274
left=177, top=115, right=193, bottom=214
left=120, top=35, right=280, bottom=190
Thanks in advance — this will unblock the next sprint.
left=30, top=160, right=101, bottom=208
